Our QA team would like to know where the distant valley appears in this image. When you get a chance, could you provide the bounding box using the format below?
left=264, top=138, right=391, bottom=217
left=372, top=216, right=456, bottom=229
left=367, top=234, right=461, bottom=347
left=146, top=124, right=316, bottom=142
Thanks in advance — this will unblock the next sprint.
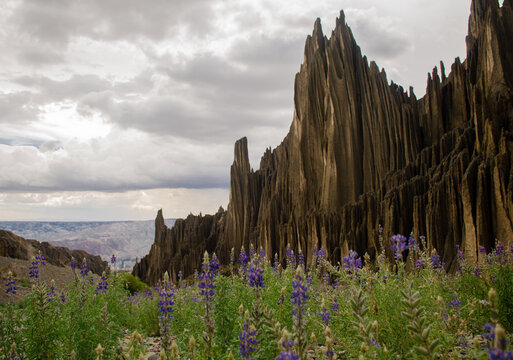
left=0, top=219, right=175, bottom=270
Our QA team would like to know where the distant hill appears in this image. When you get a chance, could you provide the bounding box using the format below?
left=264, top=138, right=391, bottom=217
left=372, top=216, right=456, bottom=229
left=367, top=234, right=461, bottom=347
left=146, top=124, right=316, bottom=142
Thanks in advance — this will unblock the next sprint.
left=0, top=229, right=108, bottom=276
left=0, top=219, right=175, bottom=270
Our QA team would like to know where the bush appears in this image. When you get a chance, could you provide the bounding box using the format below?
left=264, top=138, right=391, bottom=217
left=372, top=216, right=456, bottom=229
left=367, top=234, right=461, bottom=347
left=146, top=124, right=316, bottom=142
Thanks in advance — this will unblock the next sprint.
left=117, top=272, right=148, bottom=294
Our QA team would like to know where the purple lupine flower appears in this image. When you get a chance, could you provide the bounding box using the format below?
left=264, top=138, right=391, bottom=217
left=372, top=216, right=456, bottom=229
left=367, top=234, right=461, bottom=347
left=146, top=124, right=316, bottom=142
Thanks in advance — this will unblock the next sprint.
left=291, top=268, right=309, bottom=326
left=60, top=292, right=66, bottom=304
left=306, top=275, right=313, bottom=286
left=342, top=250, right=362, bottom=273
left=158, top=284, right=175, bottom=320
left=9, top=347, right=20, bottom=360
left=110, top=254, right=116, bottom=265
left=370, top=339, right=382, bottom=349
left=178, top=270, right=183, bottom=280
left=488, top=348, right=513, bottom=359
left=239, top=321, right=258, bottom=359
left=495, top=241, right=505, bottom=256
left=29, top=256, right=39, bottom=280
left=331, top=298, right=339, bottom=313
left=390, top=234, right=408, bottom=261
left=35, top=250, right=46, bottom=266
left=273, top=253, right=281, bottom=274
left=276, top=332, right=298, bottom=360
left=312, top=248, right=318, bottom=264
left=456, top=244, right=465, bottom=273
left=259, top=246, right=266, bottom=260
left=509, top=243, right=513, bottom=256
left=449, top=294, right=461, bottom=309
left=70, top=257, right=77, bottom=270
left=482, top=323, right=495, bottom=340
left=143, top=288, right=154, bottom=300
left=317, top=247, right=327, bottom=262
left=198, top=272, right=216, bottom=302
left=276, top=351, right=300, bottom=360
left=320, top=306, right=331, bottom=326
left=456, top=245, right=465, bottom=261
left=430, top=252, right=443, bottom=269
left=291, top=277, right=308, bottom=311
left=47, top=279, right=57, bottom=302
left=239, top=247, right=249, bottom=267
left=80, top=258, right=89, bottom=277
left=474, top=267, right=482, bottom=277
left=458, top=337, right=469, bottom=348
left=286, top=244, right=296, bottom=269
left=249, top=244, right=257, bottom=259
left=288, top=271, right=309, bottom=360
left=408, top=234, right=417, bottom=249
left=322, top=272, right=330, bottom=284
left=277, top=294, right=285, bottom=306
left=96, top=272, right=109, bottom=294
left=479, top=246, right=487, bottom=254
left=5, top=271, right=16, bottom=297
left=298, top=251, right=305, bottom=270
left=247, top=267, right=265, bottom=289
left=416, top=258, right=425, bottom=269
left=199, top=253, right=216, bottom=352
left=209, top=253, right=220, bottom=276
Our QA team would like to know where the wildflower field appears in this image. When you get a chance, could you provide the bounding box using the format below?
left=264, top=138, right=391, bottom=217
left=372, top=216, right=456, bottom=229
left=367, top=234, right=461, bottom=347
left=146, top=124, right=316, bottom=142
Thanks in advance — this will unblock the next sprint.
left=1, top=234, right=513, bottom=360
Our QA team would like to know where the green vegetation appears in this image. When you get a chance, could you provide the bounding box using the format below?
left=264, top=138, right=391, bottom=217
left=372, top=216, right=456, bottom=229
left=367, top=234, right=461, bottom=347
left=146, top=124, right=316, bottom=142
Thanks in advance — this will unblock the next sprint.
left=1, top=238, right=513, bottom=359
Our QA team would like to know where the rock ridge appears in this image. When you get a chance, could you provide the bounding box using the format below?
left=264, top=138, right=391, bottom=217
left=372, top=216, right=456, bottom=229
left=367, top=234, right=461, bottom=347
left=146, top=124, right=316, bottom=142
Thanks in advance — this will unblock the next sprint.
left=133, top=1, right=513, bottom=285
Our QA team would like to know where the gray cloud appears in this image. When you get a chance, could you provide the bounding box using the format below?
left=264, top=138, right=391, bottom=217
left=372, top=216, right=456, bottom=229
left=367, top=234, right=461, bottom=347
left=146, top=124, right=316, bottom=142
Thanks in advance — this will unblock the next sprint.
left=14, top=74, right=113, bottom=100
left=0, top=0, right=471, bottom=219
left=17, top=47, right=64, bottom=65
left=0, top=92, right=39, bottom=124
left=10, top=0, right=217, bottom=45
left=343, top=9, right=411, bottom=59
left=75, top=34, right=303, bottom=142
left=0, top=134, right=232, bottom=192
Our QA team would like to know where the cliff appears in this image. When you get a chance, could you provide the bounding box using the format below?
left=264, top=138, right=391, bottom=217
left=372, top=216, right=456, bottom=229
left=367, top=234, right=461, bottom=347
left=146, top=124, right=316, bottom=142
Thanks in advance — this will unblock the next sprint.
left=134, top=0, right=513, bottom=284
left=0, top=229, right=109, bottom=275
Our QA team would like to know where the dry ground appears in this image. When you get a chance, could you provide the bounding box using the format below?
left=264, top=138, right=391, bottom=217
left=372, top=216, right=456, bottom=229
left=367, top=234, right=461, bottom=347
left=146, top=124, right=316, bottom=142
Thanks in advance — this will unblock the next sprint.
left=0, top=255, right=99, bottom=303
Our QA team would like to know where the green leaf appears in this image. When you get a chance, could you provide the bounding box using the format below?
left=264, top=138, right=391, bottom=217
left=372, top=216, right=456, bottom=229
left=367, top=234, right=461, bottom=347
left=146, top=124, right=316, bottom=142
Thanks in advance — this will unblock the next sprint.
left=414, top=345, right=429, bottom=356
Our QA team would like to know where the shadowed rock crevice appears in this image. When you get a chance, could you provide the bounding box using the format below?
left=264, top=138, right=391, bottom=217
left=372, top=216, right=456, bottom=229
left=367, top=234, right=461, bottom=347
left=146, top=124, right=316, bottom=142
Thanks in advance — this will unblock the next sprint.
left=134, top=1, right=513, bottom=285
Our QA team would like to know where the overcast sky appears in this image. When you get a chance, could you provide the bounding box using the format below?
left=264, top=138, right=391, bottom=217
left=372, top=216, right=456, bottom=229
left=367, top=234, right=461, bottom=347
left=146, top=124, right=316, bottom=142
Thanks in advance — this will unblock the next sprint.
left=0, top=0, right=472, bottom=221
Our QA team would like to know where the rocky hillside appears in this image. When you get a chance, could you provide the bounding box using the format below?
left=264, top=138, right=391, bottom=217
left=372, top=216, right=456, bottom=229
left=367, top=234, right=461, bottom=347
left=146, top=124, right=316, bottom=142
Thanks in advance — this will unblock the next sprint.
left=134, top=0, right=513, bottom=285
left=0, top=229, right=108, bottom=275
left=0, top=219, right=175, bottom=269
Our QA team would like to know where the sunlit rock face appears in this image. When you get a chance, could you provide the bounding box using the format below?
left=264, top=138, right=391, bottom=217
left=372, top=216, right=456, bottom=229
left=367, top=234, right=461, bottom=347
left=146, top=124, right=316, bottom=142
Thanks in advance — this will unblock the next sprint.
left=134, top=0, right=513, bottom=285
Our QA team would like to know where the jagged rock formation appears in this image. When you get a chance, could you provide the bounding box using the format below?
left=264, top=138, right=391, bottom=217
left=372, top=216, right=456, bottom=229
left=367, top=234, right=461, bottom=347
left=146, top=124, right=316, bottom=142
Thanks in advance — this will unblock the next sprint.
left=0, top=229, right=108, bottom=275
left=134, top=0, right=513, bottom=285
left=133, top=209, right=224, bottom=282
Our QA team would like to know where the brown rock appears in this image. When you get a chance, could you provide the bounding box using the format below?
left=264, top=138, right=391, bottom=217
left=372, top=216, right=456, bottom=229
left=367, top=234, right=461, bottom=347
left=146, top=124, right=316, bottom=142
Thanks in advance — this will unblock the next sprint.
left=134, top=0, right=513, bottom=284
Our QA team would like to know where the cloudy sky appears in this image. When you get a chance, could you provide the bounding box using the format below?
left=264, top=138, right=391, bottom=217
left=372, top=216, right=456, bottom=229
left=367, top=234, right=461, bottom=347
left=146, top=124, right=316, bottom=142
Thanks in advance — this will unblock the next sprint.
left=0, top=0, right=472, bottom=221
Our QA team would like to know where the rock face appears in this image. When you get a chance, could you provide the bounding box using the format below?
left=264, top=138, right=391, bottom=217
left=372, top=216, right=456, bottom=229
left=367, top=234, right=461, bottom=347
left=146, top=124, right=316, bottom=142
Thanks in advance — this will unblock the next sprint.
left=134, top=0, right=513, bottom=285
left=0, top=229, right=108, bottom=275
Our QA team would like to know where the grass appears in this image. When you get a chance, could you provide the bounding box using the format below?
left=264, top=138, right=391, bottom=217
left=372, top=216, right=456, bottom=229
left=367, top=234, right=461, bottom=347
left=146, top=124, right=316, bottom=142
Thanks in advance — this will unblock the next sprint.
left=0, top=238, right=512, bottom=359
